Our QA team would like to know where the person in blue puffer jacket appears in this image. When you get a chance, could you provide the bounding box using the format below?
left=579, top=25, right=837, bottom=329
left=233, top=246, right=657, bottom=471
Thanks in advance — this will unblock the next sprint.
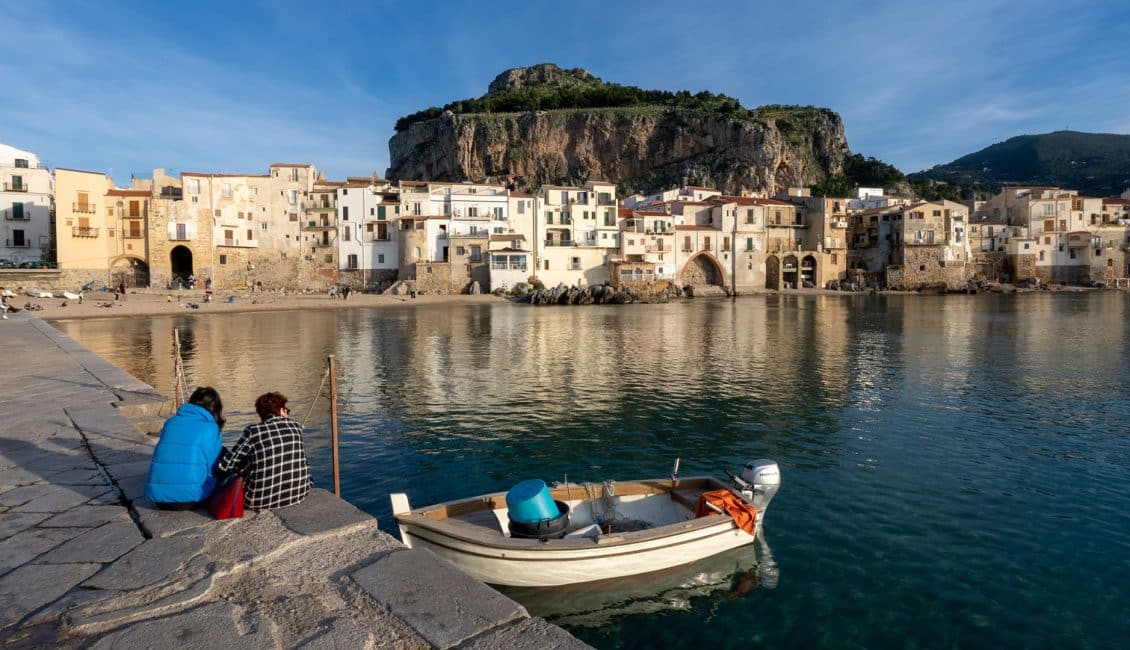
left=144, top=386, right=226, bottom=509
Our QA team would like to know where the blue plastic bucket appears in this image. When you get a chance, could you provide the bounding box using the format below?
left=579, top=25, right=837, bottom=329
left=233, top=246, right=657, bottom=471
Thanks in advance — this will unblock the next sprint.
left=506, top=479, right=558, bottom=523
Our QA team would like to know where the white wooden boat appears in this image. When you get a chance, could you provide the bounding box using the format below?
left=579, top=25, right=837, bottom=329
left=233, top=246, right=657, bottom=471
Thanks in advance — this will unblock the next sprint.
left=390, top=461, right=780, bottom=587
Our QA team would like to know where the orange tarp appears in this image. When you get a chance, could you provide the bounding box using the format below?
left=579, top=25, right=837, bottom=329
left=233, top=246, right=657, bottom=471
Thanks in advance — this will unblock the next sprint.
left=695, top=489, right=759, bottom=535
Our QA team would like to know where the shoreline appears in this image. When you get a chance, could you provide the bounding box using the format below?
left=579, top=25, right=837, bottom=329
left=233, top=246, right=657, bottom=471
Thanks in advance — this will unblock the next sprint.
left=9, top=284, right=1113, bottom=322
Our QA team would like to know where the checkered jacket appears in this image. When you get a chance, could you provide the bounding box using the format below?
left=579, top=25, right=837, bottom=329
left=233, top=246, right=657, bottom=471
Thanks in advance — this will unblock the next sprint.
left=218, top=415, right=312, bottom=510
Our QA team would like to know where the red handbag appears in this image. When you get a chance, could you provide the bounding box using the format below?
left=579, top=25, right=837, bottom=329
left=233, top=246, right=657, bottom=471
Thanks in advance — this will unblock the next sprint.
left=208, top=477, right=245, bottom=519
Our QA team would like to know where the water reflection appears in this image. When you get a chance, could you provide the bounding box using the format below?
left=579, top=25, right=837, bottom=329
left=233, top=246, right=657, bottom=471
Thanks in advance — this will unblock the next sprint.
left=501, top=533, right=778, bottom=629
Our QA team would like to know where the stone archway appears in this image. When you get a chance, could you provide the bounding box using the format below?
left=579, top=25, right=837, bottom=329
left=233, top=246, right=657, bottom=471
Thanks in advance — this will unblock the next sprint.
left=765, top=255, right=781, bottom=290
left=782, top=255, right=799, bottom=289
left=110, top=256, right=149, bottom=288
left=170, top=245, right=193, bottom=287
left=801, top=255, right=818, bottom=288
left=679, top=253, right=725, bottom=287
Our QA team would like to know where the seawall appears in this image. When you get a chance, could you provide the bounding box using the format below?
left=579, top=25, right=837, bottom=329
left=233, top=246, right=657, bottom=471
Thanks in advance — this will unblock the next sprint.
left=0, top=311, right=588, bottom=648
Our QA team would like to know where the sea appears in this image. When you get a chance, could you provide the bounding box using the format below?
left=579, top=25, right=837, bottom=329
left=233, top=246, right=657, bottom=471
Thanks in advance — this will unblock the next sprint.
left=52, top=291, right=1130, bottom=649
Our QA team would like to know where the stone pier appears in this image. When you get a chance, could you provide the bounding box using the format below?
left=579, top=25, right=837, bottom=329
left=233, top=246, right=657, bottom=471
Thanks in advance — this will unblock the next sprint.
left=0, top=312, right=588, bottom=649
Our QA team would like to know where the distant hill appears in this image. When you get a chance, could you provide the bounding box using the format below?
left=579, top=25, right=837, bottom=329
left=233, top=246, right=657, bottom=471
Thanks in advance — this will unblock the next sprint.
left=910, top=131, right=1130, bottom=197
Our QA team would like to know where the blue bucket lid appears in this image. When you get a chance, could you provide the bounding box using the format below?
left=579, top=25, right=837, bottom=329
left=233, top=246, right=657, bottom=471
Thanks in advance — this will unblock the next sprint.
left=506, top=479, right=547, bottom=503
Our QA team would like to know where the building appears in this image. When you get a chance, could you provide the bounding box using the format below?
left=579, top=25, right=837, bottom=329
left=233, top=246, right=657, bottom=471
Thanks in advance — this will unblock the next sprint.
left=1, top=144, right=53, bottom=266
left=887, top=200, right=971, bottom=290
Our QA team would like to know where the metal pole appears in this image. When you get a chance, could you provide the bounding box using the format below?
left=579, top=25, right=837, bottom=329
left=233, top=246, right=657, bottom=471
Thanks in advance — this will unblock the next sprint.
left=328, top=354, right=341, bottom=497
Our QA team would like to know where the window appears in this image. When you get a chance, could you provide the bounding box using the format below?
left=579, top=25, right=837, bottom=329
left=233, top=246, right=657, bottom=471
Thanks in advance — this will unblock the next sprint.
left=414, top=246, right=421, bottom=259
left=129, top=201, right=140, bottom=217
left=377, top=223, right=388, bottom=240
left=704, top=236, right=711, bottom=250
left=684, top=236, right=692, bottom=252
left=347, top=254, right=358, bottom=269
left=723, top=236, right=731, bottom=251
left=289, top=212, right=298, bottom=222
left=222, top=182, right=231, bottom=198
left=746, top=209, right=755, bottom=224
left=288, top=190, right=298, bottom=204
left=14, top=159, right=28, bottom=168
left=219, top=254, right=227, bottom=265
left=932, top=209, right=941, bottom=217
left=468, top=207, right=478, bottom=218
left=378, top=206, right=386, bottom=220
left=1039, top=251, right=1045, bottom=261
left=456, top=246, right=466, bottom=256
left=746, top=237, right=753, bottom=251
left=247, top=228, right=253, bottom=241
left=214, top=209, right=221, bottom=217
left=261, top=222, right=267, bottom=230
left=289, top=169, right=299, bottom=182
left=325, top=254, right=333, bottom=263
left=570, top=256, right=581, bottom=270
left=774, top=210, right=782, bottom=224
left=517, top=201, right=525, bottom=214
left=12, top=202, right=24, bottom=219
left=546, top=211, right=553, bottom=224
left=544, top=260, right=549, bottom=270
left=378, top=254, right=385, bottom=263
left=1069, top=249, right=1077, bottom=259
left=493, top=207, right=504, bottom=219
left=343, top=206, right=349, bottom=220
left=604, top=210, right=614, bottom=226
left=470, top=246, right=482, bottom=262
left=344, top=226, right=351, bottom=242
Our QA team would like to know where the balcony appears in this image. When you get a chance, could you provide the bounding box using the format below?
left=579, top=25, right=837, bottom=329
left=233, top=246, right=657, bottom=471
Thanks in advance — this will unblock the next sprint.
left=4, top=239, right=30, bottom=247
left=72, top=226, right=98, bottom=237
left=5, top=212, right=29, bottom=221
left=4, top=182, right=28, bottom=192
left=451, top=228, right=490, bottom=238
left=123, top=231, right=145, bottom=239
left=304, top=220, right=336, bottom=230
left=831, top=219, right=848, bottom=229
left=544, top=239, right=573, bottom=247
left=73, top=203, right=96, bottom=213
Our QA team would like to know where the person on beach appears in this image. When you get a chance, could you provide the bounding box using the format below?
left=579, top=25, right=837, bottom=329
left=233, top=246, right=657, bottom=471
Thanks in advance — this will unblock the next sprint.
left=216, top=392, right=312, bottom=510
left=1, top=289, right=10, bottom=319
left=143, top=386, right=226, bottom=509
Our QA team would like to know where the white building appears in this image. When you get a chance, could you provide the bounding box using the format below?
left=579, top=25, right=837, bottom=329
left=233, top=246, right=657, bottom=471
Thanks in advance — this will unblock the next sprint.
left=1, top=144, right=53, bottom=265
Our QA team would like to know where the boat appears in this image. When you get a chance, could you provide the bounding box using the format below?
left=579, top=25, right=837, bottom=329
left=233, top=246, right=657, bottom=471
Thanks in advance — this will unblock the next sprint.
left=389, top=459, right=780, bottom=587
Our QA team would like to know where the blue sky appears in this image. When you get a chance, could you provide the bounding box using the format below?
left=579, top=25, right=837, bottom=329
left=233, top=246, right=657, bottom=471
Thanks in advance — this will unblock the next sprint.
left=3, top=0, right=1128, bottom=184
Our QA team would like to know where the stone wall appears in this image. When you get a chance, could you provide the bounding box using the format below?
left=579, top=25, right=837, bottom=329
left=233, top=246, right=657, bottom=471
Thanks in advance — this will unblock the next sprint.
left=1010, top=253, right=1037, bottom=282
left=414, top=261, right=454, bottom=294
left=889, top=247, right=970, bottom=290
left=339, top=269, right=398, bottom=293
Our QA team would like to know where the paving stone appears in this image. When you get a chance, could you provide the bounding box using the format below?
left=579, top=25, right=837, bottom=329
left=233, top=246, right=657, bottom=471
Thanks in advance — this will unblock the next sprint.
left=0, top=527, right=86, bottom=575
left=351, top=548, right=527, bottom=648
left=94, top=444, right=153, bottom=467
left=459, top=617, right=591, bottom=649
left=45, top=468, right=109, bottom=486
left=114, top=474, right=147, bottom=502
left=0, top=562, right=101, bottom=630
left=4, top=483, right=111, bottom=513
left=272, top=488, right=375, bottom=537
left=294, top=615, right=375, bottom=649
left=83, top=532, right=207, bottom=591
left=22, top=585, right=123, bottom=627
left=39, top=505, right=129, bottom=529
left=133, top=498, right=217, bottom=538
left=0, top=467, right=43, bottom=487
left=37, top=521, right=144, bottom=564
left=0, top=512, right=51, bottom=541
left=69, top=559, right=218, bottom=631
left=87, top=601, right=276, bottom=649
left=101, top=460, right=151, bottom=482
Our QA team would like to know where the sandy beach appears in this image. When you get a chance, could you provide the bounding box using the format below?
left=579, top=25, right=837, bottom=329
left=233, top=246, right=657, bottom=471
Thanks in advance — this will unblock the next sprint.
left=6, top=287, right=510, bottom=321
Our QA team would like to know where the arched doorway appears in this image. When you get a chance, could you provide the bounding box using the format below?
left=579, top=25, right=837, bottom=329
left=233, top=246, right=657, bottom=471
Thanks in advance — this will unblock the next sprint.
left=679, top=253, right=725, bottom=287
left=782, top=255, right=799, bottom=289
left=110, top=257, right=149, bottom=288
left=765, top=255, right=781, bottom=290
left=800, top=255, right=817, bottom=288
left=170, top=246, right=193, bottom=288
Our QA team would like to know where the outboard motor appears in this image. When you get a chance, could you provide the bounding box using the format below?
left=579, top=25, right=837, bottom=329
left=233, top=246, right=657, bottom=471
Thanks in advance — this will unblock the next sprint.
left=738, top=459, right=781, bottom=511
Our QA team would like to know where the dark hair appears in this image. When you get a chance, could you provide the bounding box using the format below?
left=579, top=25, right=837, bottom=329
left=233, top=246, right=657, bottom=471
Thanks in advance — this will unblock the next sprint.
left=188, top=386, right=225, bottom=428
left=255, top=392, right=288, bottom=420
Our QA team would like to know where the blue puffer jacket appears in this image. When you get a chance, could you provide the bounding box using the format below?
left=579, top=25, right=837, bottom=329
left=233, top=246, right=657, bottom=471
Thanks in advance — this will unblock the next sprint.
left=144, top=403, right=223, bottom=504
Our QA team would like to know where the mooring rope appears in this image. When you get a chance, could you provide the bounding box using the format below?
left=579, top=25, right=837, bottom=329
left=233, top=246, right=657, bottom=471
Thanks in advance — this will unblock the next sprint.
left=299, top=366, right=331, bottom=427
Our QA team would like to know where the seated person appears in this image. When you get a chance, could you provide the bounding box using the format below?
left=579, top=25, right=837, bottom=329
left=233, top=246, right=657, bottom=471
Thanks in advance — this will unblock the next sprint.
left=216, top=392, right=312, bottom=510
left=144, top=387, right=226, bottom=509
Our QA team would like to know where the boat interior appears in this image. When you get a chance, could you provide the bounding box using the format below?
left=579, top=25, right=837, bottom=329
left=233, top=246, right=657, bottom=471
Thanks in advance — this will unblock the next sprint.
left=397, top=476, right=736, bottom=546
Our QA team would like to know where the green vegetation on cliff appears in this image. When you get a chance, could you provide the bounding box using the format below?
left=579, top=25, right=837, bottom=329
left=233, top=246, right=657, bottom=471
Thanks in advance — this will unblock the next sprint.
left=395, top=67, right=815, bottom=132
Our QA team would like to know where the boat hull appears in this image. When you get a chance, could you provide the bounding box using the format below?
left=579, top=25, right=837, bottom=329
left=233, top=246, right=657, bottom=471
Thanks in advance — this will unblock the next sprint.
left=401, top=520, right=754, bottom=587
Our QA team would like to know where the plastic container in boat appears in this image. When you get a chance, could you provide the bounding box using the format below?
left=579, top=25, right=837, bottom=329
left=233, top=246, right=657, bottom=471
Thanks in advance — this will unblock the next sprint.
left=508, top=501, right=570, bottom=539
left=505, top=479, right=558, bottom=524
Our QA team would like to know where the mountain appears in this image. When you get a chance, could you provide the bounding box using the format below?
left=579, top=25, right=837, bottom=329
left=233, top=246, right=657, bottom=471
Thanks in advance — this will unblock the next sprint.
left=911, top=131, right=1130, bottom=197
left=387, top=64, right=850, bottom=195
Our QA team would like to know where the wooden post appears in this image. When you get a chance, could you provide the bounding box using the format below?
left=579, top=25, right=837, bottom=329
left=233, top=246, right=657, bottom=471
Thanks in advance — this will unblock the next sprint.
left=328, top=355, right=341, bottom=497
left=173, top=328, right=183, bottom=406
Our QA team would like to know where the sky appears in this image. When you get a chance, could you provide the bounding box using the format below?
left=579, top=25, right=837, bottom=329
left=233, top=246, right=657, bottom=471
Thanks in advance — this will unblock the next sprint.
left=2, top=0, right=1129, bottom=184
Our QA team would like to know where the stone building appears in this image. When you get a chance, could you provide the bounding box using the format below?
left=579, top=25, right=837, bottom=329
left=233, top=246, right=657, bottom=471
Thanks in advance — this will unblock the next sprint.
left=886, top=200, right=971, bottom=290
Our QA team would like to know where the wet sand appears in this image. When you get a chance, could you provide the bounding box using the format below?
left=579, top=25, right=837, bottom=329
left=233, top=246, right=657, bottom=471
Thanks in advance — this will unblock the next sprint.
left=11, top=288, right=509, bottom=321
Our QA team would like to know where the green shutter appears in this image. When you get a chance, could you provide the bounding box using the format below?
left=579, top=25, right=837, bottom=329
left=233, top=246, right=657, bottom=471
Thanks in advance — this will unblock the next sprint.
left=378, top=206, right=386, bottom=220
left=12, top=203, right=24, bottom=219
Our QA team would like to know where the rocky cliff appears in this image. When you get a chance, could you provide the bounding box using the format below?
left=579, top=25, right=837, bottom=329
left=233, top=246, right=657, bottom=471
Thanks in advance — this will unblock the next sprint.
left=387, top=65, right=850, bottom=195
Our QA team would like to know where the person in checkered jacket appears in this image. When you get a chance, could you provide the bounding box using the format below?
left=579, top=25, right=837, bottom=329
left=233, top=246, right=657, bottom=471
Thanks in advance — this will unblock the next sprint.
left=217, top=391, right=312, bottom=510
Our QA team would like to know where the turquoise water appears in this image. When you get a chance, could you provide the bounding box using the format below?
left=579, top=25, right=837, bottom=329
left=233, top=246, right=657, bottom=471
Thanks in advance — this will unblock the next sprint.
left=53, top=293, right=1130, bottom=648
